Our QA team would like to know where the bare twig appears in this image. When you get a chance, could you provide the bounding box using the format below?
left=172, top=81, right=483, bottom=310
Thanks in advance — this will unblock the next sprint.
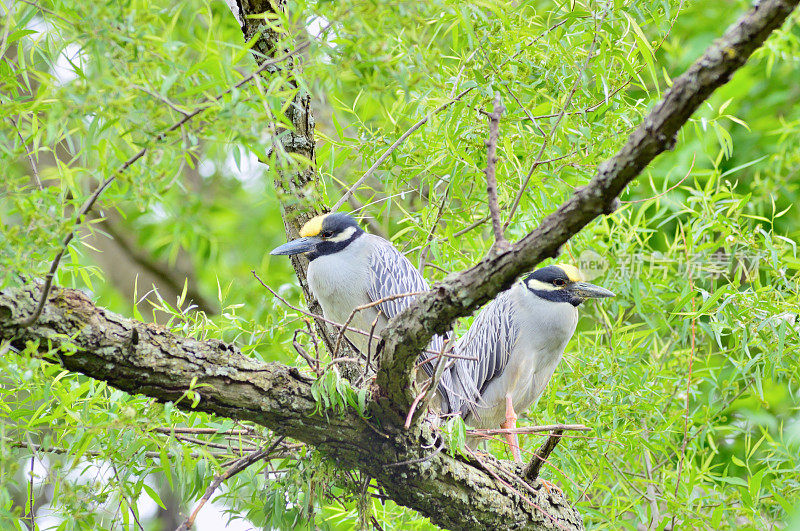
left=467, top=424, right=589, bottom=437
left=293, top=328, right=322, bottom=375
left=622, top=153, right=695, bottom=204
left=673, top=229, right=697, bottom=508
left=404, top=333, right=453, bottom=429
left=16, top=0, right=74, bottom=25
left=642, top=422, right=661, bottom=530
left=454, top=215, right=490, bottom=237
left=385, top=439, right=445, bottom=468
left=3, top=437, right=245, bottom=461
left=363, top=312, right=382, bottom=376
left=403, top=380, right=431, bottom=429
left=254, top=270, right=443, bottom=358
left=413, top=351, right=477, bottom=367
left=151, top=427, right=253, bottom=436
left=418, top=185, right=450, bottom=274
left=482, top=94, right=508, bottom=250
left=252, top=271, right=376, bottom=341
left=176, top=437, right=285, bottom=531
left=28, top=455, right=35, bottom=529
left=498, top=19, right=571, bottom=71
left=523, top=429, right=564, bottom=481
left=331, top=291, right=423, bottom=359
left=166, top=432, right=257, bottom=453
left=132, top=84, right=189, bottom=117
left=332, top=86, right=476, bottom=211
left=8, top=116, right=42, bottom=190
left=413, top=343, right=451, bottom=424
left=111, top=463, right=145, bottom=531
left=523, top=2, right=685, bottom=125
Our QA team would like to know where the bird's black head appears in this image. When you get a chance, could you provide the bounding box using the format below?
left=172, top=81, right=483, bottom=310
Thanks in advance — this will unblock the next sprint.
left=270, top=212, right=364, bottom=260
left=524, top=264, right=615, bottom=307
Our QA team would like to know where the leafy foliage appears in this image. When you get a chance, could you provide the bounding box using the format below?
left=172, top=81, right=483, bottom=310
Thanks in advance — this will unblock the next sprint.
left=1, top=0, right=799, bottom=529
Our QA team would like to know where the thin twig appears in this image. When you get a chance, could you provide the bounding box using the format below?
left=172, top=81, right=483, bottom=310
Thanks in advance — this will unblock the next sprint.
left=673, top=230, right=697, bottom=508
left=111, top=463, right=145, bottom=531
left=642, top=422, right=661, bottom=530
left=454, top=215, right=490, bottom=237
left=331, top=291, right=423, bottom=359
left=385, top=439, right=445, bottom=468
left=176, top=437, right=285, bottom=531
left=413, top=351, right=477, bottom=367
left=28, top=456, right=35, bottom=528
left=622, top=153, right=695, bottom=204
left=332, top=86, right=476, bottom=211
left=498, top=19, right=571, bottom=71
left=370, top=515, right=386, bottom=531
left=418, top=184, right=450, bottom=274
left=482, top=94, right=508, bottom=250
left=412, top=340, right=452, bottom=425
left=151, top=427, right=252, bottom=436
left=523, top=429, right=564, bottom=481
left=363, top=312, right=382, bottom=377
left=16, top=0, right=74, bottom=25
left=132, top=84, right=190, bottom=117
left=403, top=380, right=431, bottom=430
left=254, top=271, right=443, bottom=357
left=168, top=433, right=257, bottom=452
left=523, top=2, right=685, bottom=125
left=293, top=328, right=322, bottom=375
left=253, top=271, right=375, bottom=341
left=8, top=116, right=43, bottom=190
left=467, top=424, right=589, bottom=437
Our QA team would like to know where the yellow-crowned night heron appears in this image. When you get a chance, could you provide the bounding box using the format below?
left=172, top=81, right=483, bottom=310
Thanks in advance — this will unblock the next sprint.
left=270, top=212, right=455, bottom=411
left=449, top=264, right=614, bottom=461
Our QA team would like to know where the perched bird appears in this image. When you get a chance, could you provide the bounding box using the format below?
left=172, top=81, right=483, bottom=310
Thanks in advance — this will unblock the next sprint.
left=270, top=212, right=456, bottom=411
left=449, top=264, right=614, bottom=462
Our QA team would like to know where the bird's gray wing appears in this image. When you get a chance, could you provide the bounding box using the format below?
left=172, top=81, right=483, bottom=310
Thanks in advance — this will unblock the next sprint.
left=366, top=237, right=430, bottom=321
left=366, top=237, right=456, bottom=411
left=450, top=291, right=518, bottom=417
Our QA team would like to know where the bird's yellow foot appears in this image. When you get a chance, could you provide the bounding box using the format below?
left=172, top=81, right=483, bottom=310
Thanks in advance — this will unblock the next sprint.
left=538, top=478, right=563, bottom=496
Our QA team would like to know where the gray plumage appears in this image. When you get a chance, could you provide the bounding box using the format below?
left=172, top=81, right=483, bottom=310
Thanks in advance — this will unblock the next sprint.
left=448, top=281, right=578, bottom=427
left=444, top=265, right=614, bottom=462
left=274, top=214, right=456, bottom=411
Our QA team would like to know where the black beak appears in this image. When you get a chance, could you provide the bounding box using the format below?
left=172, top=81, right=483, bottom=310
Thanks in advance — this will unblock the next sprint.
left=270, top=236, right=322, bottom=256
left=568, top=281, right=615, bottom=300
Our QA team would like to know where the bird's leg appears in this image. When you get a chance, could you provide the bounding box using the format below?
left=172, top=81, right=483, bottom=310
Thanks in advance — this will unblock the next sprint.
left=537, top=478, right=563, bottom=496
left=502, top=393, right=521, bottom=462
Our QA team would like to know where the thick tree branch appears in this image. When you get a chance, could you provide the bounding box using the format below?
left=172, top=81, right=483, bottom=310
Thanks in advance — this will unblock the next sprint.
left=375, top=0, right=799, bottom=411
left=0, top=285, right=583, bottom=530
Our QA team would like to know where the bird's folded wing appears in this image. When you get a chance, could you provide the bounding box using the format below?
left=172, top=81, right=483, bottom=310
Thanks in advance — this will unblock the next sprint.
left=451, top=292, right=518, bottom=417
left=366, top=237, right=457, bottom=410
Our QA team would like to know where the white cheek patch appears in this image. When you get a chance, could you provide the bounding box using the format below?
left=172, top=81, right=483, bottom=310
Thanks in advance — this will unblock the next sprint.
left=527, top=279, right=557, bottom=291
left=329, top=226, right=357, bottom=242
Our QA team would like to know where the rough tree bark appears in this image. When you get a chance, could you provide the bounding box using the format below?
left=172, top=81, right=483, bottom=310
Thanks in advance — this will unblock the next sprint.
left=0, top=286, right=582, bottom=530
left=2, top=0, right=797, bottom=529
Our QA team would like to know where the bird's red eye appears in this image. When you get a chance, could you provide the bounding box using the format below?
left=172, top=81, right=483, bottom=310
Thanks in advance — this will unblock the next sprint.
left=554, top=278, right=566, bottom=286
